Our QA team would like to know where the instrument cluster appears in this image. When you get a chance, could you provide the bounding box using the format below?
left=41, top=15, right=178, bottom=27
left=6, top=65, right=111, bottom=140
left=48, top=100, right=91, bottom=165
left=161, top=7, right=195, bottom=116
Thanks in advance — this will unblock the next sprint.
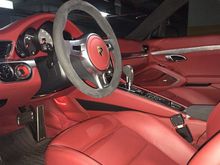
left=16, top=28, right=40, bottom=58
left=15, top=22, right=72, bottom=58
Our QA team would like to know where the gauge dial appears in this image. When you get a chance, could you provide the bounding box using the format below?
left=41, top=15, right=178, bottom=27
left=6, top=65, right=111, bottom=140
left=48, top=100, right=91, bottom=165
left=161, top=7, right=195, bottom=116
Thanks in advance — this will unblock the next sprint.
left=24, top=33, right=38, bottom=56
left=38, top=29, right=53, bottom=47
left=16, top=28, right=39, bottom=58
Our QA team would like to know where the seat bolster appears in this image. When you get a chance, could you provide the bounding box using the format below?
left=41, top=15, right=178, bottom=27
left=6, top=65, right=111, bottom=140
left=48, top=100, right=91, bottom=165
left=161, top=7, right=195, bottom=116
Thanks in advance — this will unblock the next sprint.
left=207, top=103, right=220, bottom=139
left=188, top=133, right=220, bottom=165
left=45, top=145, right=101, bottom=165
left=113, top=112, right=196, bottom=165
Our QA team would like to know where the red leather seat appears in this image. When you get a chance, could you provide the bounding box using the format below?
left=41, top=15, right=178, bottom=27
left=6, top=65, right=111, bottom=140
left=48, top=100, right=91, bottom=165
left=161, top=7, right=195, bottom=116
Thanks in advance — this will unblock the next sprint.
left=46, top=111, right=195, bottom=165
left=46, top=103, right=220, bottom=165
left=188, top=132, right=220, bottom=165
left=207, top=103, right=220, bottom=139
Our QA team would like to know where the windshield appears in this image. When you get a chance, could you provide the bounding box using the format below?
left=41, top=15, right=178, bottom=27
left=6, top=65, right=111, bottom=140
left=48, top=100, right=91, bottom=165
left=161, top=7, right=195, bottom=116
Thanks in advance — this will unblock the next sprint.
left=0, top=0, right=187, bottom=39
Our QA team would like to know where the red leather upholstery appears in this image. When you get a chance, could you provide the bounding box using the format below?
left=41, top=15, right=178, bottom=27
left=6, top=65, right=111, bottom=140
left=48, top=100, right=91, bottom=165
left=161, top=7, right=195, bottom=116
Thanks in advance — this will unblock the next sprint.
left=189, top=133, right=220, bottom=165
left=159, top=87, right=220, bottom=106
left=119, top=35, right=220, bottom=106
left=46, top=111, right=195, bottom=165
left=207, top=103, right=220, bottom=139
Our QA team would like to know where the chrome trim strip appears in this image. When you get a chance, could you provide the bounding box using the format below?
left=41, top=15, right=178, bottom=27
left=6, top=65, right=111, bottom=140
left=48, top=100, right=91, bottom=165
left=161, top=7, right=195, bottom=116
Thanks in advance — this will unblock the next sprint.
left=165, top=54, right=187, bottom=62
left=122, top=53, right=148, bottom=60
left=151, top=45, right=220, bottom=56
left=0, top=60, right=36, bottom=67
left=122, top=45, right=220, bottom=60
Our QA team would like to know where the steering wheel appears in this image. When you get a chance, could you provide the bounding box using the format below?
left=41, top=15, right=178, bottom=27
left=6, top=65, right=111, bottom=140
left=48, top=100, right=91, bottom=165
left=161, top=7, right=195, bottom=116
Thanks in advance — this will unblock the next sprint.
left=53, top=0, right=122, bottom=98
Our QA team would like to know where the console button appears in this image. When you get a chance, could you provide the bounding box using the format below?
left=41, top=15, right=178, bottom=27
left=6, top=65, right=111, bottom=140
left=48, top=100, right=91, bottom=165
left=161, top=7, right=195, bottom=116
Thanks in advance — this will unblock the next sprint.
left=0, top=64, right=14, bottom=81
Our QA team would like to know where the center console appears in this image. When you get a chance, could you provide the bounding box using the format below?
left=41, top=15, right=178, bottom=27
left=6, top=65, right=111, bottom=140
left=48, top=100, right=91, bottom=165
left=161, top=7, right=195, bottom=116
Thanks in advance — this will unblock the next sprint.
left=118, top=83, right=185, bottom=111
left=120, top=65, right=185, bottom=112
left=118, top=82, right=194, bottom=142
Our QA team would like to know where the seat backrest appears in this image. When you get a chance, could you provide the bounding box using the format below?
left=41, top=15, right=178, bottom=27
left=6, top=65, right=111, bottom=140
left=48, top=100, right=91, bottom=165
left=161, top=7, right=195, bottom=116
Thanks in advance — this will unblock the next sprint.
left=188, top=132, right=220, bottom=165
left=207, top=103, right=220, bottom=139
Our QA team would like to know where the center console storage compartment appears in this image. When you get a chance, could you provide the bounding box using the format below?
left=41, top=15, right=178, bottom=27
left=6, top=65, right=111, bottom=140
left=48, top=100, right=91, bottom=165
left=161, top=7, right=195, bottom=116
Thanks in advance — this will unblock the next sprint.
left=134, top=64, right=186, bottom=90
left=135, top=68, right=178, bottom=86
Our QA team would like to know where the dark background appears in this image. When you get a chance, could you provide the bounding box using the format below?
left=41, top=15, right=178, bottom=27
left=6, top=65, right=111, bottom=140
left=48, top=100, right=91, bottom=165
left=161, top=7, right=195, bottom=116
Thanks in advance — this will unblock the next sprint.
left=0, top=0, right=219, bottom=39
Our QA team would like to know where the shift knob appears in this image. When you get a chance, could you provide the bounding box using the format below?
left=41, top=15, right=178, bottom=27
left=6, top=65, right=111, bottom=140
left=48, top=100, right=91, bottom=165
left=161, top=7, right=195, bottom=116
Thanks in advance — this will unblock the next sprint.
left=123, top=65, right=134, bottom=91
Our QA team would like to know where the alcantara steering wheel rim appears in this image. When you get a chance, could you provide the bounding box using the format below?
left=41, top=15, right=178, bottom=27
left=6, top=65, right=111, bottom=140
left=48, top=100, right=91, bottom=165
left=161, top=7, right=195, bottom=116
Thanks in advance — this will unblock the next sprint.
left=53, top=0, right=122, bottom=98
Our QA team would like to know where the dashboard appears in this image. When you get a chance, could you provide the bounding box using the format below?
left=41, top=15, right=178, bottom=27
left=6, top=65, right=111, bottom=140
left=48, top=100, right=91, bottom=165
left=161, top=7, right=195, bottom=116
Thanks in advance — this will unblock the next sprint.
left=0, top=13, right=186, bottom=117
left=0, top=13, right=83, bottom=110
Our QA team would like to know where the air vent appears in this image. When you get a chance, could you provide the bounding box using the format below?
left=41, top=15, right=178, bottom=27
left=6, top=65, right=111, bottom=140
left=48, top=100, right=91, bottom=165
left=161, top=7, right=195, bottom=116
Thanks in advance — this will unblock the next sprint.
left=0, top=41, right=12, bottom=59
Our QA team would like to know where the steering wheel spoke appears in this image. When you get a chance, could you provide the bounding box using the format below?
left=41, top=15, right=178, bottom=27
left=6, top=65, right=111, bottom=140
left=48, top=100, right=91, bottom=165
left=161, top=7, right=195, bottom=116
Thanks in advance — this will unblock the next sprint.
left=92, top=73, right=109, bottom=89
left=104, top=39, right=114, bottom=51
left=64, top=39, right=83, bottom=57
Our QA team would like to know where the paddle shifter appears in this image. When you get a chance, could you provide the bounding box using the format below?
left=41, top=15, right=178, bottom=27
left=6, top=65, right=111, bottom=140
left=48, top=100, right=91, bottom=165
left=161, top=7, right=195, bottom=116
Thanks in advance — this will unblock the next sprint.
left=123, top=65, right=134, bottom=91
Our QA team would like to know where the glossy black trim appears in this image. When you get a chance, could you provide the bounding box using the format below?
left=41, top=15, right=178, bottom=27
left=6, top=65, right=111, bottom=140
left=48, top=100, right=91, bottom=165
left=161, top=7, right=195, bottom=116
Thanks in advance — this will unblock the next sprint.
left=118, top=83, right=185, bottom=111
left=0, top=41, right=12, bottom=59
left=76, top=99, right=134, bottom=111
left=34, top=56, right=71, bottom=96
left=76, top=99, right=180, bottom=119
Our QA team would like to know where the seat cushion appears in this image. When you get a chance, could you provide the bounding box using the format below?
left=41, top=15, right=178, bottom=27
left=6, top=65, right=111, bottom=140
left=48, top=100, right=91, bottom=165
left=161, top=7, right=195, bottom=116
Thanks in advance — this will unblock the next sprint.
left=45, top=111, right=196, bottom=165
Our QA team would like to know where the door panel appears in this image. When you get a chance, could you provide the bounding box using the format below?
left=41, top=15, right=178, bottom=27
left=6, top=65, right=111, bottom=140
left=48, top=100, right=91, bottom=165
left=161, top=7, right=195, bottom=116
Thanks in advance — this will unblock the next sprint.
left=121, top=35, right=220, bottom=105
left=145, top=35, right=220, bottom=51
left=118, top=39, right=148, bottom=72
left=151, top=51, right=220, bottom=79
left=148, top=35, right=220, bottom=105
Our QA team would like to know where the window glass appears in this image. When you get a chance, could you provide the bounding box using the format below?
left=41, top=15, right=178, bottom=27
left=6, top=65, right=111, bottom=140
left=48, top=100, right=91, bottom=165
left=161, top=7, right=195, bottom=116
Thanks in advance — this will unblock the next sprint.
left=188, top=0, right=220, bottom=36
left=150, top=4, right=188, bottom=38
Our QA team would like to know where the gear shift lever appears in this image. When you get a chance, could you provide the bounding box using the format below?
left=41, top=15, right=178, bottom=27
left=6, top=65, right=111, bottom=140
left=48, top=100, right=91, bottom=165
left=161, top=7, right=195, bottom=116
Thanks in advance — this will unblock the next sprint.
left=123, top=65, right=134, bottom=91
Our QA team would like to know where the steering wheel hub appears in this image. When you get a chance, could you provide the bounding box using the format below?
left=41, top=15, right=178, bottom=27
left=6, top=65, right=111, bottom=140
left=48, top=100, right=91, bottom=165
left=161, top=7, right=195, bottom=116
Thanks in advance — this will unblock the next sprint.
left=86, top=34, right=110, bottom=71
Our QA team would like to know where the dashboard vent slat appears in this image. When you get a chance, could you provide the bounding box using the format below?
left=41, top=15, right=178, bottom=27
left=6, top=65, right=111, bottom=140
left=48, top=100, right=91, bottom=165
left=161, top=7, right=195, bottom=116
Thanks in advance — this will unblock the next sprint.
left=0, top=41, right=12, bottom=58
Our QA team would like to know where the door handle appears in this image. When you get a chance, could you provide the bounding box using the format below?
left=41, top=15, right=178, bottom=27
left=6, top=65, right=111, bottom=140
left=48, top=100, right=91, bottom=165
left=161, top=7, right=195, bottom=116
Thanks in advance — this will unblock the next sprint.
left=165, top=55, right=187, bottom=62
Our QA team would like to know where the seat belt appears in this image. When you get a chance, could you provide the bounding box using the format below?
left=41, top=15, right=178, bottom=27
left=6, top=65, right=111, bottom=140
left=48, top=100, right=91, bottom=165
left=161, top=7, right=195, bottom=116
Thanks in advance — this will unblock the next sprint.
left=170, top=114, right=193, bottom=143
left=126, top=0, right=188, bottom=40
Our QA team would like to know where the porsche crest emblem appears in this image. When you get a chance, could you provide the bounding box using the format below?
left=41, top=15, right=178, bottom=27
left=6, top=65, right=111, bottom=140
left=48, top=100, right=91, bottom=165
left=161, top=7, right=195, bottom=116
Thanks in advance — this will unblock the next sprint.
left=97, top=46, right=104, bottom=56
